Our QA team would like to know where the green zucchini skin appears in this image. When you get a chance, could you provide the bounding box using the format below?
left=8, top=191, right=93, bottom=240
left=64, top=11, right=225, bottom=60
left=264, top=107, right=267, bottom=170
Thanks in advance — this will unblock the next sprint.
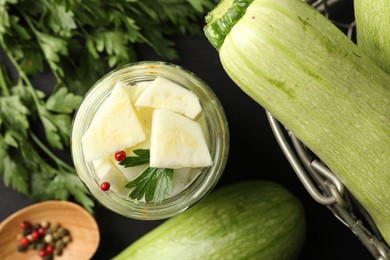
left=204, top=0, right=390, bottom=245
left=354, top=0, right=390, bottom=74
left=113, top=181, right=306, bottom=260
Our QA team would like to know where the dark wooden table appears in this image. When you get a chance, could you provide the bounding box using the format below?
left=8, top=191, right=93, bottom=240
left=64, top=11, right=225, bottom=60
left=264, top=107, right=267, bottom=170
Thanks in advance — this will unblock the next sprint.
left=1, top=4, right=373, bottom=259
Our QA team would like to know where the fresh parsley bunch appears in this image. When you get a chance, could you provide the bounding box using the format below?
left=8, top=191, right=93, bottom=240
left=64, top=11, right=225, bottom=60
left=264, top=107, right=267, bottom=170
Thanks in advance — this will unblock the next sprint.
left=0, top=0, right=214, bottom=212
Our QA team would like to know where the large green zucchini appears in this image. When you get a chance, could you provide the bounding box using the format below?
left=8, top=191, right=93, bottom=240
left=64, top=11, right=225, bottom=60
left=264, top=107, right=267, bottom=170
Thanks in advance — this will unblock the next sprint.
left=204, top=0, right=390, bottom=245
left=113, top=181, right=306, bottom=260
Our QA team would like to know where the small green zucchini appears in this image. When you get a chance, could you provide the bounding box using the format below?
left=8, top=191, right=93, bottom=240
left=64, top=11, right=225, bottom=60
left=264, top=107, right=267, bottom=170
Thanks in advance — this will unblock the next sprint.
left=354, top=0, right=390, bottom=74
left=113, top=181, right=306, bottom=260
left=204, top=0, right=390, bottom=245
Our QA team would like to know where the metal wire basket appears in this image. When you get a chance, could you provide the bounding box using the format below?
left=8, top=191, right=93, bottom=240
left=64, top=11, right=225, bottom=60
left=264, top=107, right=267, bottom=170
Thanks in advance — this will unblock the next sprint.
left=267, top=1, right=390, bottom=259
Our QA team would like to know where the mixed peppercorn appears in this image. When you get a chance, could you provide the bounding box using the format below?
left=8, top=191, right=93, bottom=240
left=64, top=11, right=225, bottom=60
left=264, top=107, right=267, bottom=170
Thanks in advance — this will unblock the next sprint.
left=17, top=220, right=71, bottom=259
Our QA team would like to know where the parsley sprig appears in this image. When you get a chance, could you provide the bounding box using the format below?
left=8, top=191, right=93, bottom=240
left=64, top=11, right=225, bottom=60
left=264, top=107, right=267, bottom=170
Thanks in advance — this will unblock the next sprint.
left=0, top=0, right=213, bottom=211
left=120, top=149, right=173, bottom=204
left=126, top=168, right=173, bottom=204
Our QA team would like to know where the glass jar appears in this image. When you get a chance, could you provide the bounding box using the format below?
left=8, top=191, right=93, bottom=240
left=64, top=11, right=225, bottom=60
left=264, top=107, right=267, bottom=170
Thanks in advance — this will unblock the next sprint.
left=71, top=61, right=229, bottom=220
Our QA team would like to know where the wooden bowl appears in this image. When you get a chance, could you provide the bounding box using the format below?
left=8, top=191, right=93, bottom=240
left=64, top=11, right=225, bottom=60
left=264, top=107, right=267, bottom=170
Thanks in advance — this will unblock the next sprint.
left=0, top=201, right=100, bottom=260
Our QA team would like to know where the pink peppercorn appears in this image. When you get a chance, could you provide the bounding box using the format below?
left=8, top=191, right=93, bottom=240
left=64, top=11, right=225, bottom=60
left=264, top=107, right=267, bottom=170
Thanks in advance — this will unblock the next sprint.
left=45, top=244, right=55, bottom=254
left=20, top=237, right=30, bottom=246
left=100, top=182, right=110, bottom=191
left=114, top=151, right=126, bottom=161
left=20, top=221, right=31, bottom=230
